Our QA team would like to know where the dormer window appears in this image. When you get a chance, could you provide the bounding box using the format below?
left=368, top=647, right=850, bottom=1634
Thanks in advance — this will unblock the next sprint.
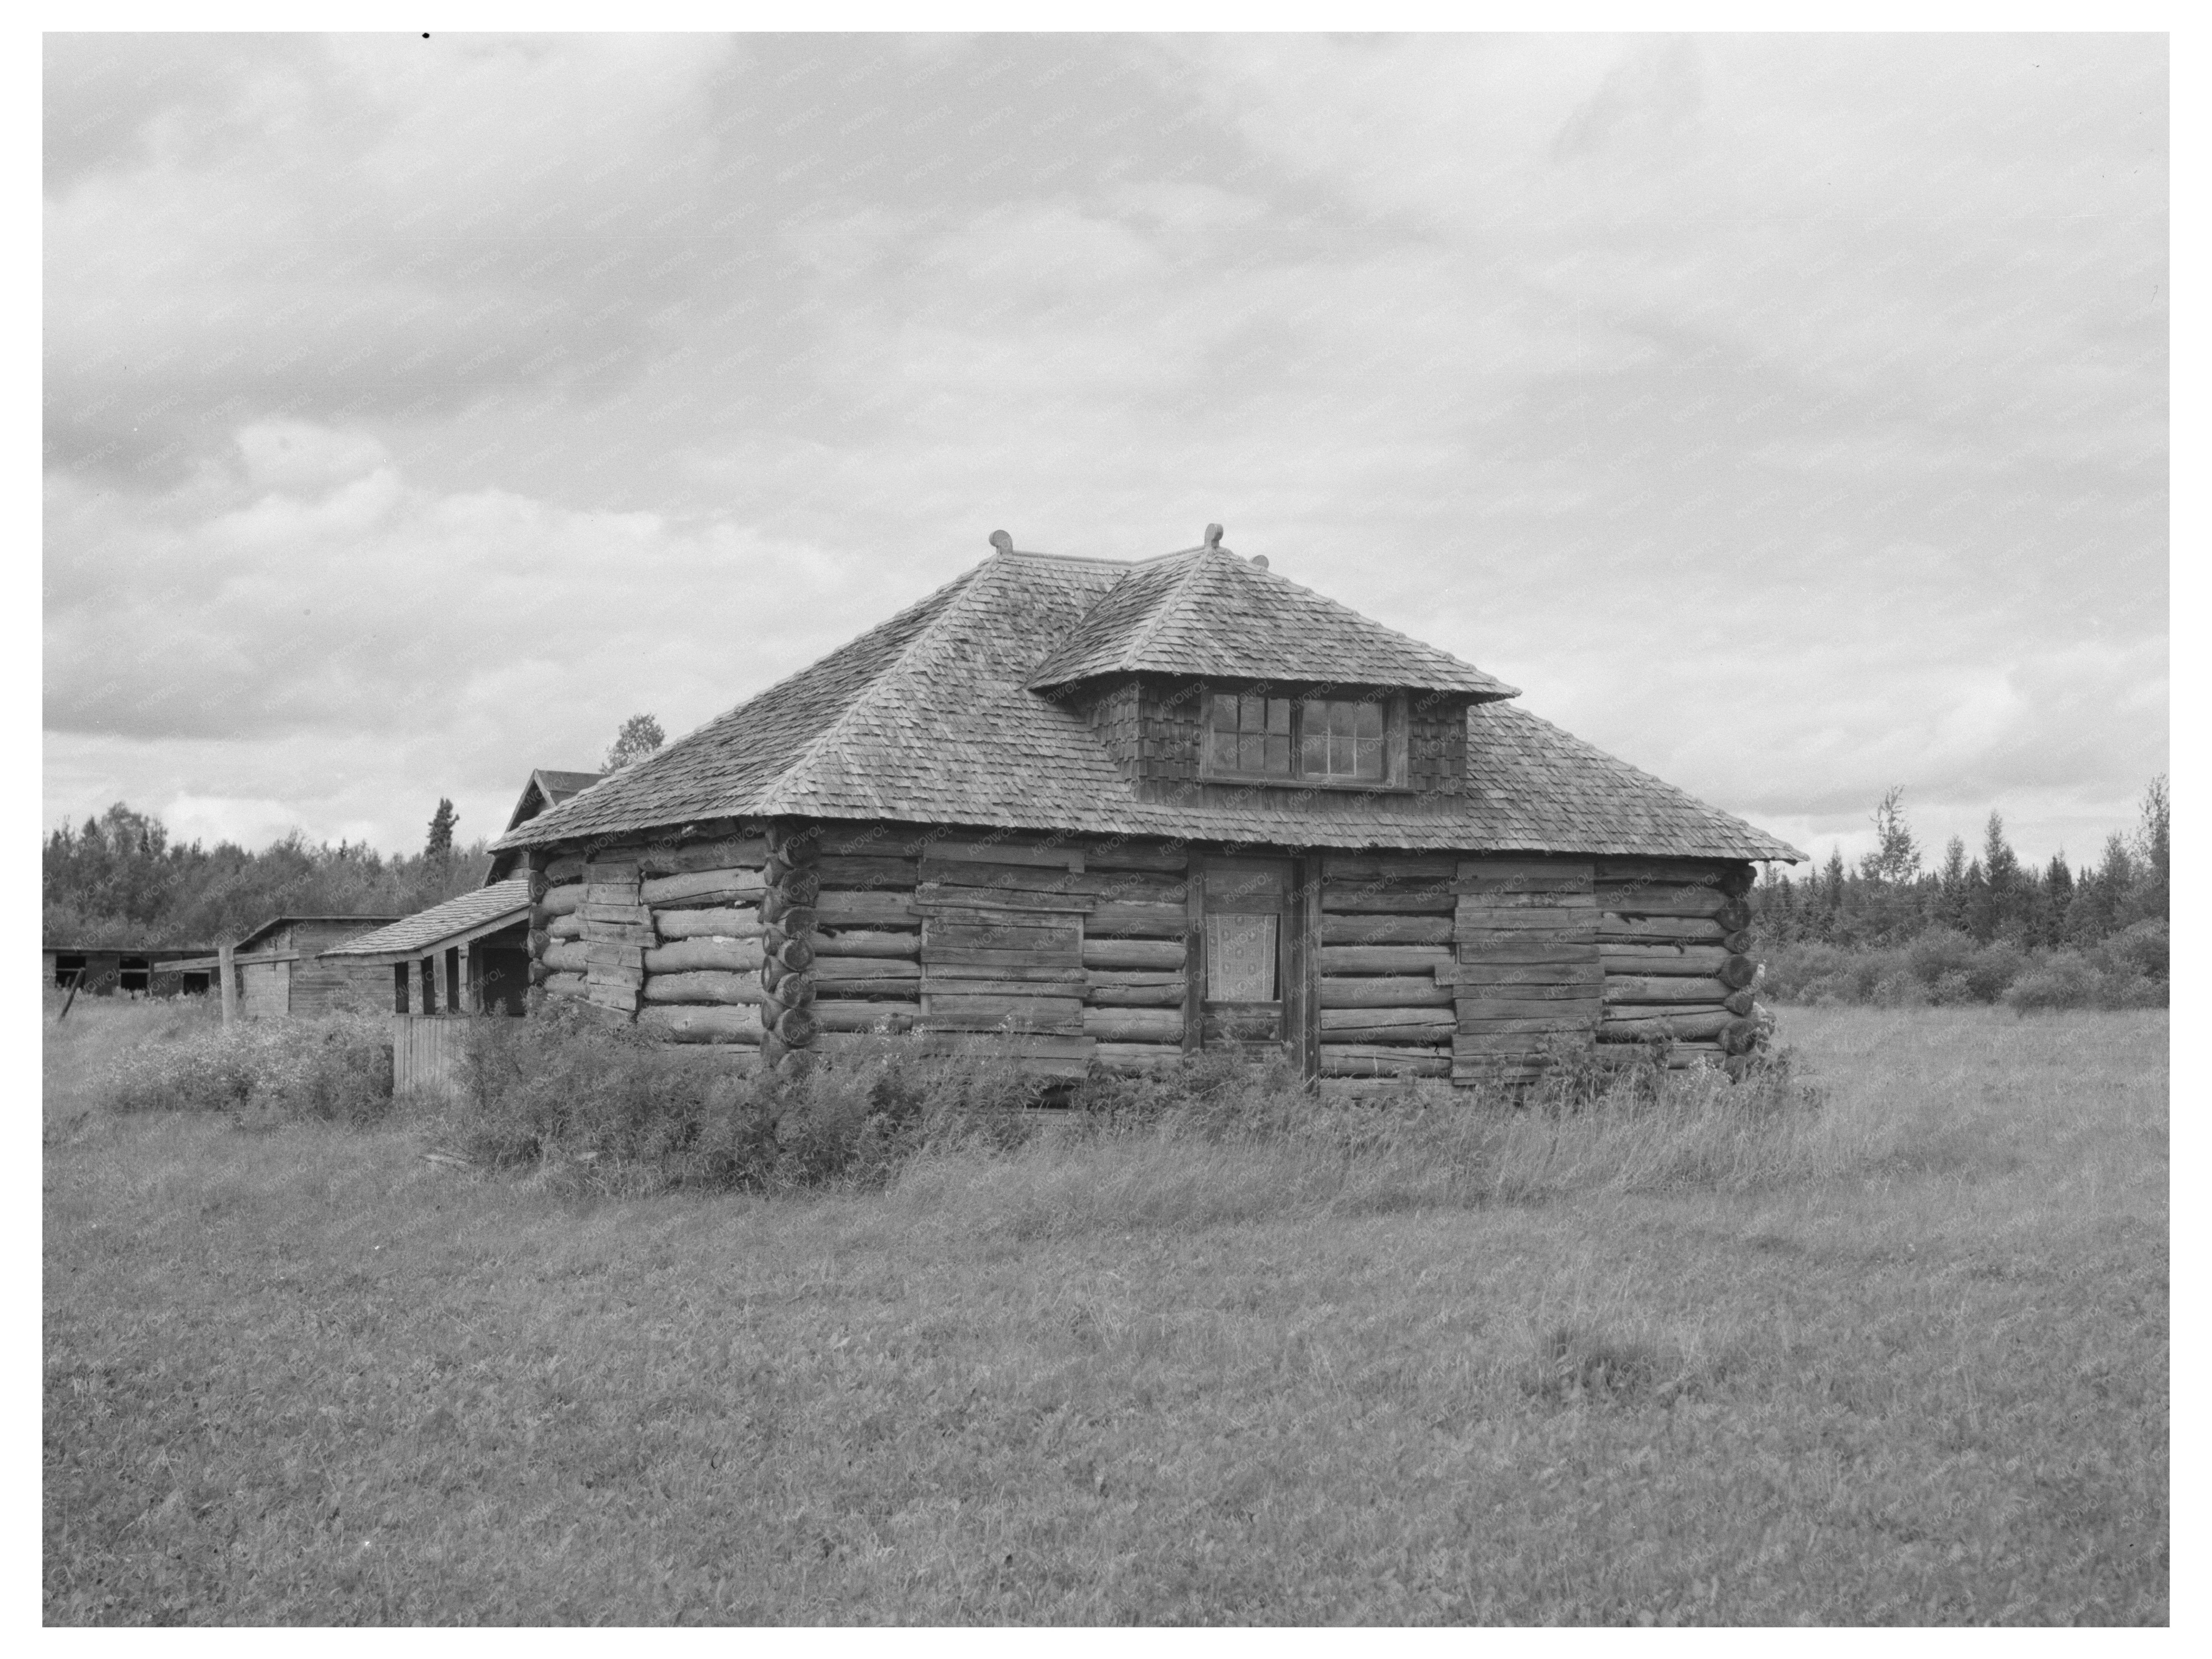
left=1201, top=688, right=1408, bottom=789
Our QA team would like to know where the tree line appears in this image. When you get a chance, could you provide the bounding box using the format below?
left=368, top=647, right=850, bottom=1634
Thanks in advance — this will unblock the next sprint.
left=1753, top=778, right=2169, bottom=951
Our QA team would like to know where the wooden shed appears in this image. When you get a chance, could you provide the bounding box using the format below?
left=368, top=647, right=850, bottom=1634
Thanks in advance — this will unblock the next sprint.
left=488, top=529, right=1805, bottom=1089
left=317, top=880, right=535, bottom=1016
left=166, top=916, right=400, bottom=1019
left=43, top=946, right=215, bottom=998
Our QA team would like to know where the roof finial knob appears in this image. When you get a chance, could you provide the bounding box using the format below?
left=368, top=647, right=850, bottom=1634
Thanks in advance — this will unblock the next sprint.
left=988, top=530, right=1013, bottom=554
left=1203, top=523, right=1223, bottom=549
left=1251, top=554, right=1268, bottom=570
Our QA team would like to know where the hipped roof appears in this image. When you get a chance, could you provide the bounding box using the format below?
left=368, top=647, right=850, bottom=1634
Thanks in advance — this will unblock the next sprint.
left=494, top=544, right=1803, bottom=862
left=320, top=881, right=533, bottom=960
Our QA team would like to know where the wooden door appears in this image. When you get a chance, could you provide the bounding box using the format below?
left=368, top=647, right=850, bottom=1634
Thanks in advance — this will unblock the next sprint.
left=1194, top=856, right=1313, bottom=1068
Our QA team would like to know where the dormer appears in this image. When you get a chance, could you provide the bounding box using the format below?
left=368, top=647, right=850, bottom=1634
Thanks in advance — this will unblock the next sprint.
left=1028, top=527, right=1517, bottom=803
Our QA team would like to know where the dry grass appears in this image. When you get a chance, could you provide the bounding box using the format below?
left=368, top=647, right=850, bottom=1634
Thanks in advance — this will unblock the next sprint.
left=44, top=1000, right=2167, bottom=1624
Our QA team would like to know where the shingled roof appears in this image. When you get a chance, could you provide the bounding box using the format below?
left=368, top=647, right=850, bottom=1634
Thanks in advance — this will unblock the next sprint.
left=494, top=543, right=1802, bottom=862
left=1028, top=542, right=1518, bottom=698
left=320, top=881, right=533, bottom=960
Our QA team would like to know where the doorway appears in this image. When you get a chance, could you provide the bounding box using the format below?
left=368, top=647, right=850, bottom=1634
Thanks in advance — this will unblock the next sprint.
left=1192, top=855, right=1315, bottom=1072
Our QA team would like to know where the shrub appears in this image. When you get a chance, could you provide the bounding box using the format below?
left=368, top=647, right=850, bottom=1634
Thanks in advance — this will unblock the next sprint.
left=99, top=1014, right=393, bottom=1124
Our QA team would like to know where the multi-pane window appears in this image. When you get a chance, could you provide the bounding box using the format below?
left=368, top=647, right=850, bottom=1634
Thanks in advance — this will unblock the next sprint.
left=1298, top=697, right=1386, bottom=781
left=1206, top=693, right=1293, bottom=776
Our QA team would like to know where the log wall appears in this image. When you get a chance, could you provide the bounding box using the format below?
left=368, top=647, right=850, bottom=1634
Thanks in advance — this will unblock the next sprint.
left=518, top=817, right=1767, bottom=1082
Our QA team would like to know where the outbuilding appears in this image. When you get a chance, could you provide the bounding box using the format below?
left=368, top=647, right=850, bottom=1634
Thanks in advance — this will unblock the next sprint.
left=165, top=916, right=401, bottom=1019
left=489, top=529, right=1804, bottom=1088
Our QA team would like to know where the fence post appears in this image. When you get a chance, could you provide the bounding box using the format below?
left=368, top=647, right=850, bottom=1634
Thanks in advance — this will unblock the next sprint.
left=218, top=943, right=237, bottom=1026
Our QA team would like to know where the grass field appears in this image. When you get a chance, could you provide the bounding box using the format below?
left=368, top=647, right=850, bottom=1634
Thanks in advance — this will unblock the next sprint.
left=44, top=999, right=2167, bottom=1624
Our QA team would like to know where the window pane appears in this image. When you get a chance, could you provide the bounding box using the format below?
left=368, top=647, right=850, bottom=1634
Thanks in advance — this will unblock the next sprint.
left=1300, top=731, right=1326, bottom=773
left=1329, top=700, right=1354, bottom=738
left=1209, top=695, right=1238, bottom=731
left=1239, top=732, right=1265, bottom=772
left=1265, top=734, right=1290, bottom=773
left=1239, top=696, right=1266, bottom=733
left=1355, top=701, right=1384, bottom=741
left=1267, top=698, right=1291, bottom=734
left=1208, top=729, right=1239, bottom=771
left=1354, top=739, right=1384, bottom=780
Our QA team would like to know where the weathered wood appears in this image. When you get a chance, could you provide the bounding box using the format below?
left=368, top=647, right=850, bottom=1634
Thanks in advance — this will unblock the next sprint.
left=545, top=855, right=585, bottom=884
left=586, top=939, right=645, bottom=968
left=919, top=858, right=1104, bottom=896
left=1089, top=872, right=1187, bottom=907
left=927, top=920, right=1081, bottom=955
left=816, top=855, right=918, bottom=888
left=587, top=983, right=641, bottom=1015
left=1596, top=942, right=1731, bottom=976
left=1087, top=979, right=1185, bottom=1007
left=536, top=885, right=584, bottom=918
left=1724, top=988, right=1757, bottom=1017
left=914, top=837, right=1084, bottom=870
left=1447, top=973, right=1602, bottom=996
left=1321, top=914, right=1454, bottom=945
left=1319, top=890, right=1458, bottom=914
left=1603, top=975, right=1729, bottom=1005
left=638, top=1003, right=763, bottom=1044
left=916, top=885, right=1095, bottom=916
left=1088, top=900, right=1188, bottom=938
left=1081, top=1006, right=1184, bottom=1043
left=816, top=956, right=922, bottom=982
left=812, top=928, right=920, bottom=958
left=925, top=946, right=1084, bottom=973
left=1454, top=873, right=1595, bottom=896
left=1598, top=1008, right=1732, bottom=1041
left=544, top=940, right=590, bottom=973
left=815, top=976, right=929, bottom=1000
left=637, top=836, right=768, bottom=877
left=916, top=1031, right=1095, bottom=1074
left=642, top=970, right=763, bottom=1005
left=641, top=936, right=763, bottom=975
left=1319, top=945, right=1452, bottom=975
left=1593, top=885, right=1732, bottom=919
left=1454, top=909, right=1599, bottom=935
left=1320, top=1007, right=1455, bottom=1035
left=1318, top=1045, right=1450, bottom=1077
left=1085, top=968, right=1185, bottom=989
left=1318, top=975, right=1454, bottom=1008
left=1082, top=842, right=1189, bottom=873
left=922, top=904, right=1086, bottom=934
left=1598, top=916, right=1725, bottom=944
left=1083, top=938, right=1187, bottom=971
left=812, top=1001, right=920, bottom=1033
left=1717, top=955, right=1757, bottom=991
left=814, top=890, right=922, bottom=928
left=928, top=994, right=1084, bottom=1034
left=1457, top=857, right=1593, bottom=880
left=641, top=868, right=765, bottom=909
left=1457, top=1000, right=1600, bottom=1025
left=1450, top=938, right=1601, bottom=967
left=543, top=971, right=588, bottom=1000
left=1323, top=854, right=1458, bottom=882
left=1592, top=859, right=1727, bottom=887
left=581, top=901, right=653, bottom=929
left=654, top=907, right=763, bottom=941
left=584, top=872, right=642, bottom=901
left=546, top=912, right=584, bottom=940
left=1092, top=1041, right=1186, bottom=1071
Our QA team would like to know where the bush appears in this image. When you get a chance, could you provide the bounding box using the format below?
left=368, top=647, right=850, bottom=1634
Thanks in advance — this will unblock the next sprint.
left=2003, top=949, right=2167, bottom=1014
left=99, top=1013, right=393, bottom=1124
left=1762, top=929, right=2033, bottom=1007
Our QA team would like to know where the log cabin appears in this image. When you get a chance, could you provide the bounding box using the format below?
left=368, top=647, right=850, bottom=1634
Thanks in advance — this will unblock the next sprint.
left=489, top=528, right=1805, bottom=1090
left=485, top=768, right=606, bottom=885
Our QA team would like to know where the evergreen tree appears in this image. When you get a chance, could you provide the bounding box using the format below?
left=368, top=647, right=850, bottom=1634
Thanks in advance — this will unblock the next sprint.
left=2124, top=774, right=2169, bottom=925
left=606, top=713, right=666, bottom=772
left=2038, top=853, right=2074, bottom=948
left=1936, top=835, right=1970, bottom=932
left=425, top=799, right=459, bottom=863
left=1972, top=812, right=2022, bottom=941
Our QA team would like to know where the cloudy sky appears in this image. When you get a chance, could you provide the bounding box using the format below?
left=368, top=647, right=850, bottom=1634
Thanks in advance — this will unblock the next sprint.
left=43, top=33, right=2166, bottom=869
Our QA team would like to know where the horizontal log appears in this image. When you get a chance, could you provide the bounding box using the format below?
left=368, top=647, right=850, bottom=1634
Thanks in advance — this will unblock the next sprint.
left=1593, top=885, right=1731, bottom=919
left=815, top=890, right=921, bottom=928
left=1086, top=981, right=1184, bottom=1007
left=581, top=901, right=652, bottom=928
left=813, top=855, right=915, bottom=889
left=1088, top=900, right=1189, bottom=938
left=1321, top=1007, right=1455, bottom=1034
left=815, top=978, right=929, bottom=1000
left=586, top=940, right=645, bottom=968
left=1081, top=872, right=1186, bottom=907
left=1087, top=969, right=1185, bottom=988
left=1457, top=858, right=1593, bottom=881
left=1323, top=1024, right=1457, bottom=1046
left=1322, top=914, right=1453, bottom=945
left=1598, top=1009, right=1732, bottom=1041
left=587, top=984, right=640, bottom=1015
left=1092, top=1041, right=1186, bottom=1071
left=583, top=864, right=642, bottom=891
left=654, top=907, right=763, bottom=942
left=536, top=885, right=583, bottom=918
left=917, top=887, right=1094, bottom=916
left=1597, top=943, right=1731, bottom=976
left=1083, top=939, right=1187, bottom=971
left=543, top=971, right=587, bottom=999
left=915, top=1032, right=1095, bottom=1075
left=914, top=836, right=1083, bottom=870
left=544, top=941, right=589, bottom=973
left=813, top=928, right=920, bottom=958
left=645, top=937, right=763, bottom=975
left=638, top=836, right=767, bottom=877
left=641, top=868, right=765, bottom=909
left=1447, top=975, right=1602, bottom=998
left=926, top=997, right=1083, bottom=1035
left=1598, top=916, right=1725, bottom=945
left=1319, top=945, right=1452, bottom=975
left=1457, top=999, right=1600, bottom=1024
left=925, top=961, right=1088, bottom=984
left=1451, top=939, right=1602, bottom=967
left=919, top=859, right=1103, bottom=897
left=1081, top=842, right=1189, bottom=873
left=1718, top=955, right=1757, bottom=991
left=1318, top=975, right=1454, bottom=1008
left=1318, top=1046, right=1450, bottom=1078
left=1591, top=859, right=1728, bottom=887
left=1322, top=854, right=1458, bottom=882
left=1082, top=1007, right=1184, bottom=1043
left=545, top=855, right=585, bottom=884
left=923, top=913, right=1083, bottom=946
left=1454, top=911, right=1599, bottom=936
left=546, top=912, right=584, bottom=940
left=1603, top=976, right=1729, bottom=1005
left=1319, top=890, right=1458, bottom=914
left=815, top=956, right=921, bottom=982
left=1455, top=1016, right=1597, bottom=1036
left=641, top=970, right=762, bottom=1006
left=811, top=1001, right=919, bottom=1033
left=638, top=1004, right=763, bottom=1044
left=926, top=946, right=1084, bottom=976
left=1454, top=873, right=1593, bottom=897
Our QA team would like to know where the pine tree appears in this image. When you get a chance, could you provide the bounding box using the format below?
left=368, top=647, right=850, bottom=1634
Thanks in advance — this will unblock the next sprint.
left=2039, top=853, right=2074, bottom=948
left=426, top=799, right=458, bottom=863
left=606, top=714, right=666, bottom=772
left=2124, top=774, right=2169, bottom=925
left=1937, top=835, right=1969, bottom=933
